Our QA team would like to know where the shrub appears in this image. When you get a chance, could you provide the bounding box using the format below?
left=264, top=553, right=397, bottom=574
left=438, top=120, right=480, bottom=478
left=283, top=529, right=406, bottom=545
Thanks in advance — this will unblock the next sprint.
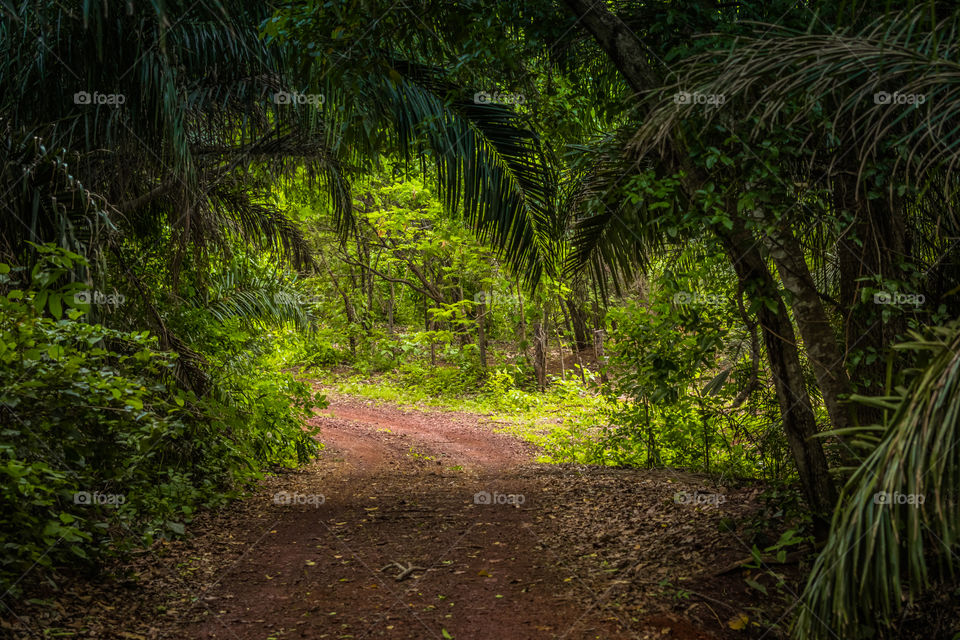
left=0, top=250, right=324, bottom=594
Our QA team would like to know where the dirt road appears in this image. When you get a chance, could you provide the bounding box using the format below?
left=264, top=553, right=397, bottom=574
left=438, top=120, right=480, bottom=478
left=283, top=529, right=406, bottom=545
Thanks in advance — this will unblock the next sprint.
left=183, top=394, right=634, bottom=639
left=10, top=392, right=766, bottom=639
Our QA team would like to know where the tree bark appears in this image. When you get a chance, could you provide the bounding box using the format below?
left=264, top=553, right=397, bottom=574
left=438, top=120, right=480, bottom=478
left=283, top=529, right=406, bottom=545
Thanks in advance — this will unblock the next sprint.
left=476, top=298, right=488, bottom=372
left=319, top=252, right=359, bottom=355
left=425, top=294, right=436, bottom=367
left=765, top=225, right=852, bottom=434
left=534, top=321, right=547, bottom=391
left=387, top=282, right=395, bottom=334
left=561, top=0, right=658, bottom=94
left=566, top=298, right=590, bottom=351
left=562, top=0, right=837, bottom=528
left=516, top=284, right=530, bottom=362
left=717, top=217, right=837, bottom=528
left=834, top=171, right=904, bottom=425
left=593, top=328, right=609, bottom=384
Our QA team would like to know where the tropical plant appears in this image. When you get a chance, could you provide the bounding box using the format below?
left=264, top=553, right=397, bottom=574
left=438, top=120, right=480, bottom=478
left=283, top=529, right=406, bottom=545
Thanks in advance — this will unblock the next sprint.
left=796, top=321, right=960, bottom=638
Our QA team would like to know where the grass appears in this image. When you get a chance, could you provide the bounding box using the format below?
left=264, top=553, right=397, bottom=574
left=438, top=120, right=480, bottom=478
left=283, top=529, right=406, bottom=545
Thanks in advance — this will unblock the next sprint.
left=309, top=367, right=615, bottom=464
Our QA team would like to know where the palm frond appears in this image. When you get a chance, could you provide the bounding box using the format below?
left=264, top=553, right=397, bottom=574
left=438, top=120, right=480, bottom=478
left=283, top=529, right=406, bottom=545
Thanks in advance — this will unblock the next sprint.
left=796, top=320, right=960, bottom=638
left=1, top=0, right=341, bottom=272
left=193, top=261, right=316, bottom=333
left=562, top=125, right=674, bottom=296
left=635, top=7, right=960, bottom=192
left=362, top=66, right=559, bottom=287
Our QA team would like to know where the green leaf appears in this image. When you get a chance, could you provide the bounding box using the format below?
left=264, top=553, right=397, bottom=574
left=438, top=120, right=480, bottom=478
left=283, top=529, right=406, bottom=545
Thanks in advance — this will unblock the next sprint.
left=49, top=295, right=63, bottom=320
left=744, top=578, right=767, bottom=595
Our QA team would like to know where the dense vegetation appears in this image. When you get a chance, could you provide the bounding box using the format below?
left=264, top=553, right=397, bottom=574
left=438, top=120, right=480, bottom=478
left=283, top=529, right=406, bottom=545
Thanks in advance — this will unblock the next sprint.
left=2, top=0, right=959, bottom=637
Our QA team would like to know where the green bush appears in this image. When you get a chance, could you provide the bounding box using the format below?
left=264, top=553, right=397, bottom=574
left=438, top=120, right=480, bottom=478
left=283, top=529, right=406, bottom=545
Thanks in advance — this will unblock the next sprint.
left=0, top=250, right=324, bottom=594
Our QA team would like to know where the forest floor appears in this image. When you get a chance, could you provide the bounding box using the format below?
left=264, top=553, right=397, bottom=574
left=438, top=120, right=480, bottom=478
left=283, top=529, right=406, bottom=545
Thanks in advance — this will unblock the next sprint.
left=6, top=388, right=799, bottom=640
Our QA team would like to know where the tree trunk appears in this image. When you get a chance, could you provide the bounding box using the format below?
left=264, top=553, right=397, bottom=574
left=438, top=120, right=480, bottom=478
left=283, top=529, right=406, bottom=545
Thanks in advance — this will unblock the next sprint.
left=561, top=0, right=658, bottom=94
left=644, top=397, right=658, bottom=466
left=717, top=218, right=837, bottom=531
left=559, top=298, right=586, bottom=383
left=387, top=282, right=395, bottom=334
left=425, top=295, right=435, bottom=367
left=534, top=321, right=547, bottom=391
left=476, top=300, right=487, bottom=372
left=765, top=226, right=852, bottom=434
left=556, top=319, right=566, bottom=382
left=566, top=298, right=590, bottom=351
left=319, top=252, right=358, bottom=355
left=834, top=172, right=904, bottom=425
left=594, top=328, right=609, bottom=384
left=563, top=0, right=837, bottom=528
left=516, top=284, right=529, bottom=362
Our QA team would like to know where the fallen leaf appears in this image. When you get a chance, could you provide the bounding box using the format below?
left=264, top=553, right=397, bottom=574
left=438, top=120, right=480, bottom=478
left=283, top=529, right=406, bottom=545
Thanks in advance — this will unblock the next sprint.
left=728, top=612, right=749, bottom=630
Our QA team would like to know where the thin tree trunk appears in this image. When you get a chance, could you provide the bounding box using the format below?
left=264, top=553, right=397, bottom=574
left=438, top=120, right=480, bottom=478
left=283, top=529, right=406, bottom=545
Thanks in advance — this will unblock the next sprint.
left=388, top=282, right=395, bottom=334
left=320, top=253, right=358, bottom=355
left=644, top=397, right=658, bottom=467
left=717, top=217, right=837, bottom=532
left=594, top=328, right=609, bottom=384
left=516, top=284, right=529, bottom=362
left=765, top=226, right=852, bottom=434
left=559, top=299, right=585, bottom=383
left=534, top=321, right=547, bottom=391
left=425, top=294, right=436, bottom=367
left=556, top=321, right=565, bottom=382
left=476, top=300, right=487, bottom=372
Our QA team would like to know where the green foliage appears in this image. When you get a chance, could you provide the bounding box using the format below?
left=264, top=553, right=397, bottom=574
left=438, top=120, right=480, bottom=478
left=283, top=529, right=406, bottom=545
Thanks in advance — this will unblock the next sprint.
left=0, top=250, right=324, bottom=595
left=796, top=321, right=960, bottom=639
left=569, top=253, right=792, bottom=479
left=265, top=1, right=559, bottom=285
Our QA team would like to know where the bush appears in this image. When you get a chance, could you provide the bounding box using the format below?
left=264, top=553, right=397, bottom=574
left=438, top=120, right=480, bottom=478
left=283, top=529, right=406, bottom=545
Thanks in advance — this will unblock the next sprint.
left=0, top=250, right=324, bottom=595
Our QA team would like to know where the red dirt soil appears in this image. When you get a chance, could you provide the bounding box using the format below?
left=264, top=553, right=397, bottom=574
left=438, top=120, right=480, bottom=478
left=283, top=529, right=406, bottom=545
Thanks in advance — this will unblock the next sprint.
left=182, top=395, right=637, bottom=639
left=6, top=391, right=774, bottom=639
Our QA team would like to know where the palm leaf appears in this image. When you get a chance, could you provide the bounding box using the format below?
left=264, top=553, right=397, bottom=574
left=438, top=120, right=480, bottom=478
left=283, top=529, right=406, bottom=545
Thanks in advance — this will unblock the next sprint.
left=796, top=321, right=960, bottom=638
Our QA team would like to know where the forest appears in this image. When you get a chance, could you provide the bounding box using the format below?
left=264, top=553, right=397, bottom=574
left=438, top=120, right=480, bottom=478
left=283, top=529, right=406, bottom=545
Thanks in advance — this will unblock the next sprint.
left=1, top=0, right=959, bottom=638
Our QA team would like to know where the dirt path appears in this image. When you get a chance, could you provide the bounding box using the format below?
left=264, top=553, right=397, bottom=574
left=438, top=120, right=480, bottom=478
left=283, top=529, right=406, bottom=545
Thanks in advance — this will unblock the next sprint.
left=182, top=395, right=632, bottom=639
left=8, top=392, right=776, bottom=639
